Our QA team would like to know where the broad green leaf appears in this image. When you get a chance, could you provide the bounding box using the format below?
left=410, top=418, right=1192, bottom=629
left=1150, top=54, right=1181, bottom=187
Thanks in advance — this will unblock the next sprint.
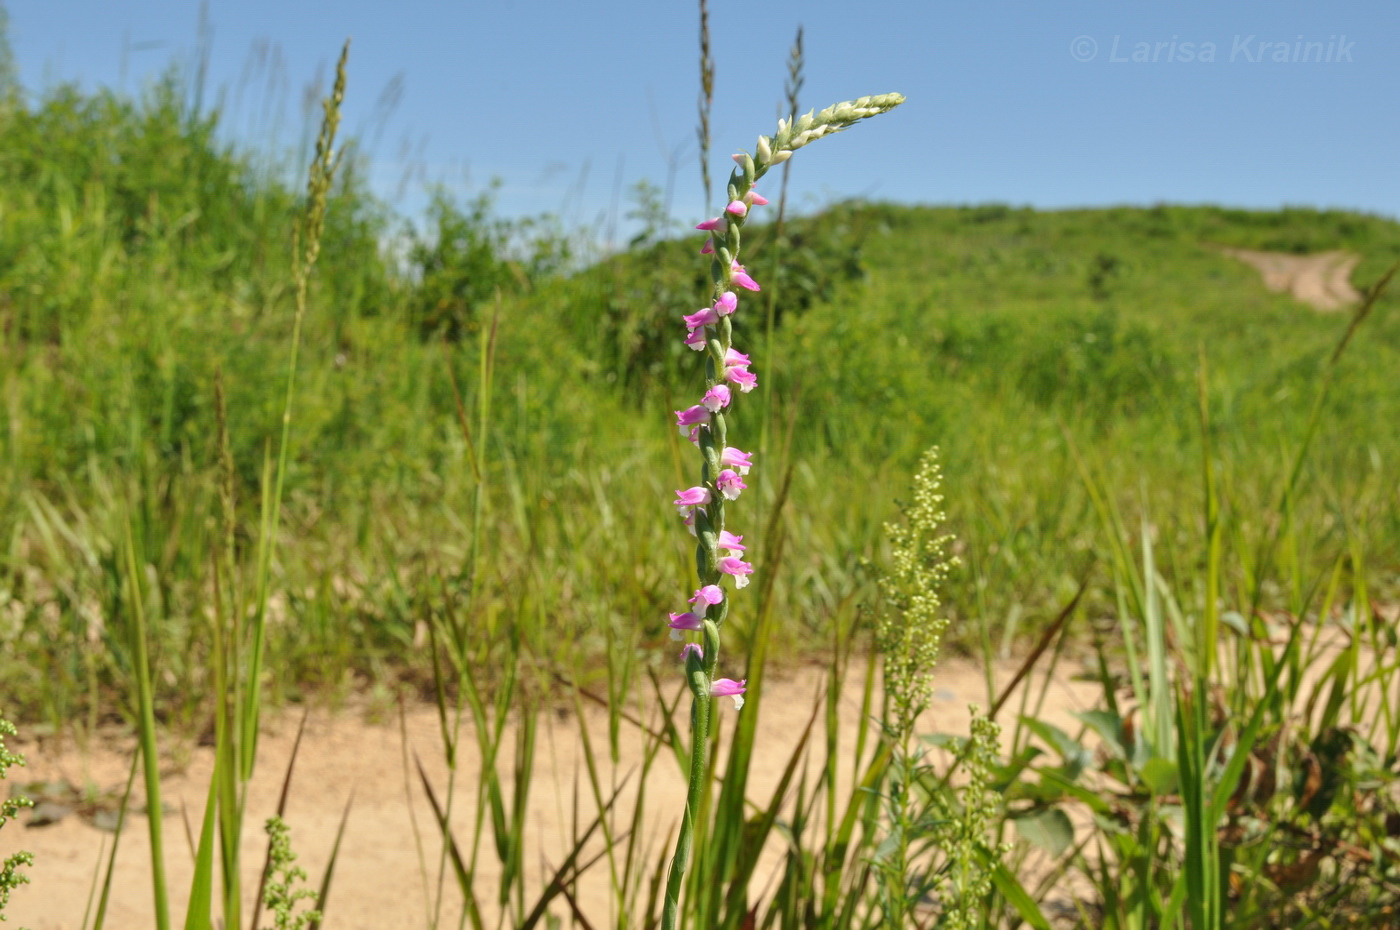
left=1012, top=807, right=1075, bottom=857
left=1072, top=709, right=1126, bottom=758
left=1139, top=756, right=1180, bottom=795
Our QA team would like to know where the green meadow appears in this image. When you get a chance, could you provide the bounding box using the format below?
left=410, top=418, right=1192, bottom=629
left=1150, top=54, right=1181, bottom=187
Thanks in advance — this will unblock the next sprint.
left=3, top=79, right=1397, bottom=722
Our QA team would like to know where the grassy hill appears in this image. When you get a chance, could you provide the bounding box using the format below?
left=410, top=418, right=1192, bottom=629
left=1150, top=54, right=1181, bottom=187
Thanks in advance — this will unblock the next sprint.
left=1, top=79, right=1397, bottom=727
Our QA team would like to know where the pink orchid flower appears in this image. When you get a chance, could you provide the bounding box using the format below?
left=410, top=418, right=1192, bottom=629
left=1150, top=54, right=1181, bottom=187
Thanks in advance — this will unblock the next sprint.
left=684, top=307, right=720, bottom=330
left=710, top=678, right=747, bottom=709
left=725, top=200, right=748, bottom=218
left=676, top=405, right=709, bottom=434
left=720, top=447, right=753, bottom=475
left=716, top=469, right=747, bottom=501
left=714, top=291, right=738, bottom=315
left=680, top=642, right=704, bottom=662
left=696, top=216, right=726, bottom=232
left=690, top=584, right=725, bottom=613
left=717, top=531, right=745, bottom=554
left=702, top=384, right=732, bottom=412
left=668, top=611, right=703, bottom=641
left=674, top=486, right=712, bottom=514
left=724, top=367, right=757, bottom=393
left=718, top=556, right=754, bottom=588
left=729, top=261, right=760, bottom=292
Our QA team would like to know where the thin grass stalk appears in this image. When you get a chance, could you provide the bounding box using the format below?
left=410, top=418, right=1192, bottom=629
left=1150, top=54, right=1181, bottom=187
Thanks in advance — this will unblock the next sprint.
left=122, top=515, right=170, bottom=930
left=244, top=40, right=349, bottom=783
left=696, top=0, right=714, bottom=213
left=87, top=751, right=139, bottom=930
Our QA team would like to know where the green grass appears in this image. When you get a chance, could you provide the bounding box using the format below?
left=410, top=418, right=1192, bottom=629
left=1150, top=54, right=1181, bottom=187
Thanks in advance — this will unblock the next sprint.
left=0, top=75, right=1397, bottom=735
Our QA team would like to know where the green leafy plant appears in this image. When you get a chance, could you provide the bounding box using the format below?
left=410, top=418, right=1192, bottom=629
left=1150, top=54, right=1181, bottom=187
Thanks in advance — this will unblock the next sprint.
left=0, top=716, right=32, bottom=924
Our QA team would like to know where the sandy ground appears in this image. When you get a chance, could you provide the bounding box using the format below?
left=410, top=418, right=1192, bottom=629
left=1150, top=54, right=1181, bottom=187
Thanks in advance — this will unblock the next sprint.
left=0, top=657, right=1101, bottom=930
left=1222, top=247, right=1361, bottom=311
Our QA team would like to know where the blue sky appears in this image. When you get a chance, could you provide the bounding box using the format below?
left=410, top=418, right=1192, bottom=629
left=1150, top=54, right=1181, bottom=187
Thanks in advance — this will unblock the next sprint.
left=7, top=1, right=1398, bottom=239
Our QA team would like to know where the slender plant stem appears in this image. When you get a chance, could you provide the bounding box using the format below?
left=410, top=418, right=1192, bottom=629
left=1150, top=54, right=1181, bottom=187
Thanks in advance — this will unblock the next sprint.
left=662, top=691, right=711, bottom=930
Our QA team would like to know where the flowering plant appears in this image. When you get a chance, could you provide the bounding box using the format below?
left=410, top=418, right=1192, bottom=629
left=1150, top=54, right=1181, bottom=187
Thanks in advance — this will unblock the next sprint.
left=659, top=92, right=904, bottom=929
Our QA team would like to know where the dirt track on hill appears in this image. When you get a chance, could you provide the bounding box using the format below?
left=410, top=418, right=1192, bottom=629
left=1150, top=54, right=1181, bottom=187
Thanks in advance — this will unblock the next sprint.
left=1222, top=247, right=1361, bottom=310
left=1, top=658, right=1100, bottom=930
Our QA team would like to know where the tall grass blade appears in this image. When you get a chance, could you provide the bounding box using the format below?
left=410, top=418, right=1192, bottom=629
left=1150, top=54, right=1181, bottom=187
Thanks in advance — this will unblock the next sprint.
left=307, top=789, right=355, bottom=930
left=182, top=777, right=219, bottom=930
left=122, top=514, right=170, bottom=930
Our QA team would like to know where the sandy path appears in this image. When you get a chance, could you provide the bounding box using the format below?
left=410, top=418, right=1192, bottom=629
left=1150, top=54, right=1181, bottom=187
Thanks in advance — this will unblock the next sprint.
left=1222, top=247, right=1361, bottom=311
left=1, top=657, right=1101, bottom=930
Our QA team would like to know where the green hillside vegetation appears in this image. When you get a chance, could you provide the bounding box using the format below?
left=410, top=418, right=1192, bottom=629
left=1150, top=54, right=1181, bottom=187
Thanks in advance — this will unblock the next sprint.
left=1, top=77, right=1397, bottom=731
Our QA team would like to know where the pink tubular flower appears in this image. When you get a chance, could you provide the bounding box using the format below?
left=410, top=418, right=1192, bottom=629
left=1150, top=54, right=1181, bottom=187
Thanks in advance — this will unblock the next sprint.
left=696, top=216, right=726, bottom=232
left=676, top=405, right=709, bottom=434
left=726, top=200, right=748, bottom=218
left=700, top=238, right=714, bottom=255
left=715, top=291, right=738, bottom=316
left=702, top=384, right=732, bottom=412
left=680, top=642, right=703, bottom=662
left=720, top=447, right=753, bottom=475
left=684, top=329, right=707, bottom=351
left=723, top=347, right=751, bottom=368
left=725, top=367, right=757, bottom=393
left=745, top=191, right=770, bottom=207
left=730, top=261, right=761, bottom=292
left=690, top=584, right=724, bottom=613
left=710, top=678, right=747, bottom=710
left=717, top=530, right=745, bottom=554
left=716, top=469, right=747, bottom=501
left=684, top=307, right=720, bottom=330
left=673, top=486, right=712, bottom=514
left=718, top=556, right=754, bottom=588
left=668, top=611, right=703, bottom=641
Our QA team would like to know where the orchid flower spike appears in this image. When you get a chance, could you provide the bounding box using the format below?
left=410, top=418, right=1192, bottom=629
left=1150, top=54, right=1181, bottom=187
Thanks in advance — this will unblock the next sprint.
left=710, top=678, right=747, bottom=710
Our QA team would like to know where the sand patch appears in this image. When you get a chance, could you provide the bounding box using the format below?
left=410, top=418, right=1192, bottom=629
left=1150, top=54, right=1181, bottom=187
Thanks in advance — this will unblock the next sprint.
left=1222, top=248, right=1361, bottom=311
